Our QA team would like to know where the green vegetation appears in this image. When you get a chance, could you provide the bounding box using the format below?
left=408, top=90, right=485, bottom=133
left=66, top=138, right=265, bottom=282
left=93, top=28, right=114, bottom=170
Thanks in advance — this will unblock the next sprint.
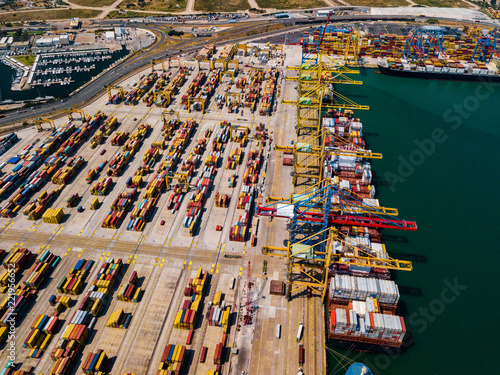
left=194, top=0, right=250, bottom=12
left=412, top=0, right=470, bottom=6
left=255, top=0, right=327, bottom=9
left=106, top=10, right=166, bottom=18
left=426, top=18, right=440, bottom=24
left=340, top=0, right=407, bottom=6
left=167, top=29, right=184, bottom=36
left=69, top=0, right=116, bottom=6
left=13, top=55, right=36, bottom=66
left=0, top=9, right=101, bottom=22
left=125, top=0, right=187, bottom=12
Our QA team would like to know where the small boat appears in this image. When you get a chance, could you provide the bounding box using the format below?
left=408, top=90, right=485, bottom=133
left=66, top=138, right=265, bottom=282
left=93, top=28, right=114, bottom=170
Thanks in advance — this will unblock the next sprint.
left=345, top=363, right=373, bottom=375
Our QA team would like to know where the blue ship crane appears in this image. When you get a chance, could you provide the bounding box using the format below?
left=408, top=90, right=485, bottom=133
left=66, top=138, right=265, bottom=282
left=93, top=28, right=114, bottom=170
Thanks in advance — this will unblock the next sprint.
left=403, top=26, right=446, bottom=61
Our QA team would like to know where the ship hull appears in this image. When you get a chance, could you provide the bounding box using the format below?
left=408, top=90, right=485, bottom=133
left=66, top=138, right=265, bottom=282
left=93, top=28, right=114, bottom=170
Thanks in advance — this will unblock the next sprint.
left=377, top=64, right=500, bottom=83
left=328, top=336, right=403, bottom=354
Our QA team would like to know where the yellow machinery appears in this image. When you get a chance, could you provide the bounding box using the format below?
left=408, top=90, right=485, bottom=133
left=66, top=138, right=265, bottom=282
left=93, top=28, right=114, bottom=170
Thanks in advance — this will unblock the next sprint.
left=262, top=226, right=412, bottom=301
left=214, top=58, right=227, bottom=71
left=188, top=98, right=205, bottom=113
left=105, top=86, right=125, bottom=102
left=162, top=109, right=180, bottom=123
left=154, top=90, right=171, bottom=106
left=165, top=172, right=189, bottom=190
left=227, top=60, right=239, bottom=72
left=344, top=28, right=361, bottom=65
left=151, top=59, right=165, bottom=72
left=65, top=108, right=88, bottom=122
left=274, top=126, right=382, bottom=185
left=225, top=93, right=241, bottom=107
left=197, top=59, right=213, bottom=71
left=249, top=67, right=264, bottom=80
left=236, top=43, right=247, bottom=56
left=229, top=124, right=249, bottom=142
left=167, top=57, right=181, bottom=69
left=34, top=118, right=56, bottom=132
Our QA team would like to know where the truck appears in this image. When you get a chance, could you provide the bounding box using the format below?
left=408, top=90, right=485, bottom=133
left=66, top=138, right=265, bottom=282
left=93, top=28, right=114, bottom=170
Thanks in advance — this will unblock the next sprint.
left=297, top=322, right=304, bottom=342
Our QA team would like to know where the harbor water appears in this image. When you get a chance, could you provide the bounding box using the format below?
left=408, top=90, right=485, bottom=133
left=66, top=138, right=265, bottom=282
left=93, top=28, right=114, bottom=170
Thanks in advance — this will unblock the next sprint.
left=328, top=69, right=500, bottom=374
left=0, top=48, right=128, bottom=102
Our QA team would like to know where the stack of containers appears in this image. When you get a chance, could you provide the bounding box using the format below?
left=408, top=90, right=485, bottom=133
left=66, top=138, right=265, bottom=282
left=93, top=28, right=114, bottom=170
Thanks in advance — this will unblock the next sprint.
left=162, top=119, right=181, bottom=141
left=212, top=122, right=230, bottom=151
left=0, top=133, right=18, bottom=157
left=106, top=309, right=124, bottom=328
left=57, top=259, right=94, bottom=295
left=66, top=193, right=79, bottom=208
left=259, top=68, right=278, bottom=116
left=181, top=153, right=200, bottom=175
left=111, top=131, right=129, bottom=146
left=182, top=71, right=206, bottom=105
left=165, top=66, right=190, bottom=95
left=23, top=186, right=64, bottom=220
left=49, top=259, right=123, bottom=375
left=117, top=271, right=141, bottom=302
left=90, top=131, right=104, bottom=148
left=329, top=275, right=399, bottom=306
left=101, top=189, right=138, bottom=229
left=184, top=165, right=215, bottom=236
left=244, top=68, right=264, bottom=112
left=0, top=248, right=32, bottom=286
left=226, top=148, right=242, bottom=169
left=167, top=185, right=184, bottom=213
left=158, top=344, right=186, bottom=374
left=215, top=193, right=230, bottom=208
left=124, top=72, right=158, bottom=105
left=219, top=44, right=236, bottom=60
left=0, top=286, right=37, bottom=327
left=22, top=250, right=61, bottom=289
left=51, top=156, right=85, bottom=184
left=175, top=268, right=208, bottom=330
left=204, top=151, right=221, bottom=167
left=242, top=149, right=262, bottom=185
left=107, top=151, right=132, bottom=177
left=24, top=313, right=59, bottom=356
left=195, top=44, right=216, bottom=60
left=81, top=349, right=108, bottom=375
left=91, top=177, right=113, bottom=196
left=193, top=68, right=221, bottom=109
left=42, top=208, right=64, bottom=224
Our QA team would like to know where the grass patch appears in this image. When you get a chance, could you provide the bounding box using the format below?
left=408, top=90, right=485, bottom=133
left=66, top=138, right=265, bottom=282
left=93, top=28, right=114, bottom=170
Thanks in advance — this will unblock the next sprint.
left=13, top=55, right=35, bottom=66
left=106, top=10, right=169, bottom=18
left=256, top=0, right=327, bottom=9
left=342, top=0, right=407, bottom=6
left=412, top=0, right=470, bottom=6
left=125, top=0, right=187, bottom=12
left=194, top=0, right=250, bottom=12
left=0, top=9, right=101, bottom=22
left=69, top=0, right=117, bottom=6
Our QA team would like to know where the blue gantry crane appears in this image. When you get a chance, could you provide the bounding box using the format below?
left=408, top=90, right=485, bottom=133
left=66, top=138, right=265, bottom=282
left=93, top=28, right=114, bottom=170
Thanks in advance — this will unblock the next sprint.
left=403, top=26, right=446, bottom=61
left=471, top=28, right=499, bottom=62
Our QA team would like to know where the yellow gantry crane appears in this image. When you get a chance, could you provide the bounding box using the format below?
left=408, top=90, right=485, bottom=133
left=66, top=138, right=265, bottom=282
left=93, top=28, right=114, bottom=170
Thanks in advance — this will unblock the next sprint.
left=229, top=124, right=249, bottom=142
left=105, top=86, right=125, bottom=103
left=225, top=93, right=241, bottom=107
left=165, top=172, right=189, bottom=191
left=197, top=59, right=213, bottom=71
left=262, top=227, right=412, bottom=302
left=151, top=59, right=166, bottom=72
left=344, top=28, right=361, bottom=65
left=162, top=109, right=180, bottom=123
left=34, top=118, right=56, bottom=132
left=154, top=90, right=171, bottom=107
left=167, top=57, right=181, bottom=69
left=188, top=97, right=205, bottom=113
left=65, top=108, right=87, bottom=122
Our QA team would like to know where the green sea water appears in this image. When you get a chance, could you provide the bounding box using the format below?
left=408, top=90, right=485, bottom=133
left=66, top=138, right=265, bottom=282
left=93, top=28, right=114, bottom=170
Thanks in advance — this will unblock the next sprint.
left=328, top=69, right=500, bottom=375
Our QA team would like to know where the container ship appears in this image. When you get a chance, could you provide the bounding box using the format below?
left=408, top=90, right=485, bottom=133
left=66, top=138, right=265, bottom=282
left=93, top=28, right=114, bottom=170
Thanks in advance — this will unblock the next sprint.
left=322, top=113, right=408, bottom=353
left=377, top=57, right=500, bottom=82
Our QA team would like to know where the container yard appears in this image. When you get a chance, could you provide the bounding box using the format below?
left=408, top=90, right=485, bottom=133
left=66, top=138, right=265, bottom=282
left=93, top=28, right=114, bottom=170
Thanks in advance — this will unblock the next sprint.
left=0, top=37, right=418, bottom=375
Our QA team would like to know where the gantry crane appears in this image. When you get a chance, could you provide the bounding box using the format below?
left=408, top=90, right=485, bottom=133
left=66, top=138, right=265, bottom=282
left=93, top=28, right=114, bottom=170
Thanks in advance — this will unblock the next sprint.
left=225, top=93, right=241, bottom=107
left=471, top=28, right=499, bottom=62
left=162, top=109, right=180, bottom=123
left=403, top=26, right=446, bottom=61
left=229, top=124, right=249, bottom=143
left=165, top=171, right=190, bottom=191
left=105, top=85, right=125, bottom=103
left=65, top=108, right=88, bottom=122
left=154, top=90, right=171, bottom=107
left=258, top=183, right=416, bottom=301
left=34, top=117, right=56, bottom=132
left=167, top=57, right=181, bottom=69
left=151, top=59, right=165, bottom=72
left=188, top=97, right=205, bottom=113
left=197, top=59, right=213, bottom=71
left=344, top=28, right=361, bottom=65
